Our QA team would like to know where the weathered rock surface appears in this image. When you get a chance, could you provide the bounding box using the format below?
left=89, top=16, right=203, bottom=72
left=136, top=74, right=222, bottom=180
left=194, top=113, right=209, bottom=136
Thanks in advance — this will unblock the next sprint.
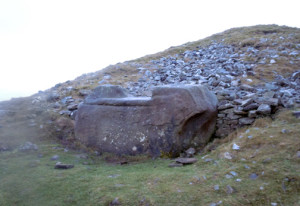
left=75, top=85, right=218, bottom=157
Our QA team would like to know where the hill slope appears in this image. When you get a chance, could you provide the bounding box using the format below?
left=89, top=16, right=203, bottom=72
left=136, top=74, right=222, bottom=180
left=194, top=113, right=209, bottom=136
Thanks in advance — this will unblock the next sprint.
left=0, top=24, right=300, bottom=205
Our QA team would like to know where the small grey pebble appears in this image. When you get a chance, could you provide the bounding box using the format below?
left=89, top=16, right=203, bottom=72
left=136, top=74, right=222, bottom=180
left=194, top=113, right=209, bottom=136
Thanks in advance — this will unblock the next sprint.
left=214, top=185, right=219, bottom=191
left=230, top=171, right=238, bottom=176
left=244, top=164, right=250, bottom=169
left=50, top=155, right=59, bottom=161
left=249, top=173, right=258, bottom=180
left=226, top=174, right=233, bottom=179
left=204, top=158, right=214, bottom=162
left=226, top=185, right=235, bottom=194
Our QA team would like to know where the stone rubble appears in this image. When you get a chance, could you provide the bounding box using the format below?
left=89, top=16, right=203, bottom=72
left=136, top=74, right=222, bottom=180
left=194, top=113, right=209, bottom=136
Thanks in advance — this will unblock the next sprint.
left=46, top=40, right=300, bottom=139
left=123, top=42, right=300, bottom=137
left=18, top=142, right=38, bottom=151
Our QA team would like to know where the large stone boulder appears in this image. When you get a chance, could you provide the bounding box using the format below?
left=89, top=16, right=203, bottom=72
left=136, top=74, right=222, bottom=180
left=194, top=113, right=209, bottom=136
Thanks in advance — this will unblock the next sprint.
left=75, top=85, right=218, bottom=157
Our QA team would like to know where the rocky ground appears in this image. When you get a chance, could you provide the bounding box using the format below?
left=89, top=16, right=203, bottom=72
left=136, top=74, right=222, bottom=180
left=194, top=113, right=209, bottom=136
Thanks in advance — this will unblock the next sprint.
left=0, top=24, right=300, bottom=206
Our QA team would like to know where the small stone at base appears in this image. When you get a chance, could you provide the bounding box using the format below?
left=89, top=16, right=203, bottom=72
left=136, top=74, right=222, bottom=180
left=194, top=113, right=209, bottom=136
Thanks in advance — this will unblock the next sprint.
left=54, top=163, right=74, bottom=169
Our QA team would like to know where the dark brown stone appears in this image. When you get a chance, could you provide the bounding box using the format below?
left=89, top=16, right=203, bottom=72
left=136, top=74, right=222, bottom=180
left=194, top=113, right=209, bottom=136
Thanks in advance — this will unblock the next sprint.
left=54, top=163, right=74, bottom=169
left=75, top=85, right=218, bottom=157
left=67, top=103, right=78, bottom=111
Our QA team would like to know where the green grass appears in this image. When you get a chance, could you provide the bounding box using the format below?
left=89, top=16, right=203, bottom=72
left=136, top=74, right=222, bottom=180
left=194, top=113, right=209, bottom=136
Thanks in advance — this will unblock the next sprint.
left=1, top=24, right=300, bottom=205
left=1, top=110, right=299, bottom=206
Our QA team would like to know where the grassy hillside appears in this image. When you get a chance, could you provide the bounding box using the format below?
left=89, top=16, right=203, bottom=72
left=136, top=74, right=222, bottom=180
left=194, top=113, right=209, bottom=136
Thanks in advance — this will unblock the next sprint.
left=0, top=24, right=300, bottom=205
left=0, top=110, right=299, bottom=205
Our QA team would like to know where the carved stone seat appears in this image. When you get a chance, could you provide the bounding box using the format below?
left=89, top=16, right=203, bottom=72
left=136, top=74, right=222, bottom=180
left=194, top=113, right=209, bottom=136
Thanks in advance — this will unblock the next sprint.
left=75, top=85, right=218, bottom=157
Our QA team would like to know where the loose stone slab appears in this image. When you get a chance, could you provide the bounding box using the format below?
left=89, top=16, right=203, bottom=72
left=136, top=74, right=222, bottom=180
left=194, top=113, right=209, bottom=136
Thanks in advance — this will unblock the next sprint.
left=257, top=104, right=271, bottom=115
left=54, top=163, right=74, bottom=169
left=175, top=157, right=198, bottom=164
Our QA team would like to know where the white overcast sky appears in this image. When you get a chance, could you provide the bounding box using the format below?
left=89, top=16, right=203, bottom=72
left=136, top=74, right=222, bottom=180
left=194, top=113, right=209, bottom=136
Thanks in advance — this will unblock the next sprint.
left=0, top=0, right=300, bottom=101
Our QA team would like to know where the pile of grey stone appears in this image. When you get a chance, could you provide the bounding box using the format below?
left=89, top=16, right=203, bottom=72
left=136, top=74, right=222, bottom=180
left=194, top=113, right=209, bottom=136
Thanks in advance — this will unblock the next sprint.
left=48, top=40, right=300, bottom=138
left=126, top=42, right=300, bottom=137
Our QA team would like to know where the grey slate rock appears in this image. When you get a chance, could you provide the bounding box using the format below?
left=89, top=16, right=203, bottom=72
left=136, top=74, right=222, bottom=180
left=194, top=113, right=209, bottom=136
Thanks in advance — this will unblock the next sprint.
left=239, top=118, right=255, bottom=125
left=223, top=152, right=234, bottom=159
left=257, top=104, right=271, bottom=115
left=59, top=110, right=71, bottom=116
left=225, top=174, right=233, bottom=179
left=109, top=197, right=120, bottom=206
left=204, top=158, right=214, bottom=162
left=291, top=71, right=300, bottom=80
left=296, top=151, right=300, bottom=158
left=243, top=103, right=259, bottom=111
left=214, top=185, right=219, bottom=191
left=292, top=111, right=300, bottom=118
left=240, top=84, right=255, bottom=92
left=233, top=109, right=248, bottom=115
left=185, top=147, right=196, bottom=157
left=226, top=185, right=236, bottom=194
left=249, top=173, right=258, bottom=180
left=61, top=96, right=74, bottom=105
left=230, top=171, right=238, bottom=176
left=51, top=155, right=60, bottom=161
left=218, top=103, right=234, bottom=110
left=67, top=104, right=78, bottom=111
left=244, top=165, right=250, bottom=169
left=248, top=110, right=257, bottom=118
